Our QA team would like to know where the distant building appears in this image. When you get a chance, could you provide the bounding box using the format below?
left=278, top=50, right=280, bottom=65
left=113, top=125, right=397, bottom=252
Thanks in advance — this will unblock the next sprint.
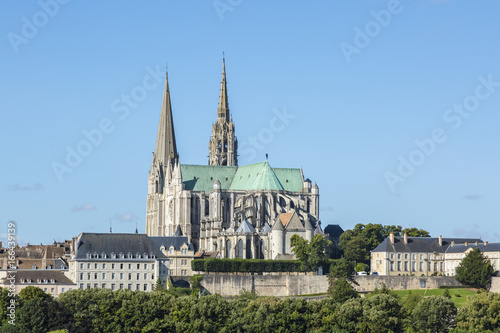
left=0, top=270, right=76, bottom=297
left=445, top=241, right=500, bottom=276
left=324, top=224, right=344, bottom=258
left=0, top=241, right=71, bottom=270
left=69, top=233, right=170, bottom=292
left=150, top=233, right=195, bottom=277
left=371, top=233, right=481, bottom=276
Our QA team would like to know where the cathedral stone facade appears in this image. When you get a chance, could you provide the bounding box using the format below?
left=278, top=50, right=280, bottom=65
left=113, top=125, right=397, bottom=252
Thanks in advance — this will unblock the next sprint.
left=146, top=59, right=321, bottom=259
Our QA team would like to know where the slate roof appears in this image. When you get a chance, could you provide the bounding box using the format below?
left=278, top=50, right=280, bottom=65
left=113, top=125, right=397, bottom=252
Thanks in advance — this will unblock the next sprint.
left=75, top=233, right=166, bottom=259
left=180, top=161, right=303, bottom=193
left=262, top=222, right=272, bottom=233
left=446, top=242, right=500, bottom=253
left=149, top=236, right=194, bottom=251
left=236, top=219, right=256, bottom=233
left=0, top=270, right=75, bottom=285
left=324, top=225, right=344, bottom=238
left=372, top=237, right=482, bottom=253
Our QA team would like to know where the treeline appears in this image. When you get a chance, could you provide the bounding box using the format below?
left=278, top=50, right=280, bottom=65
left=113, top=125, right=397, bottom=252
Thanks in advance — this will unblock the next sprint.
left=1, top=285, right=500, bottom=332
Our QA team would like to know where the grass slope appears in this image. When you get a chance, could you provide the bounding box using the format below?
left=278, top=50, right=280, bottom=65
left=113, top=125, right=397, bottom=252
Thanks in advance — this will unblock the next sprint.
left=392, top=288, right=477, bottom=307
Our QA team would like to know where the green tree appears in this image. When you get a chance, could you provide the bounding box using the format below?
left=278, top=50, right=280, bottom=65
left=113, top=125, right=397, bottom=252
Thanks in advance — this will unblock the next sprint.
left=328, top=258, right=356, bottom=284
left=339, top=223, right=430, bottom=263
left=18, top=286, right=52, bottom=302
left=355, top=263, right=369, bottom=273
left=455, top=248, right=495, bottom=289
left=410, top=296, right=457, bottom=333
left=455, top=291, right=500, bottom=332
left=402, top=227, right=430, bottom=237
left=329, top=278, right=359, bottom=303
left=290, top=234, right=331, bottom=271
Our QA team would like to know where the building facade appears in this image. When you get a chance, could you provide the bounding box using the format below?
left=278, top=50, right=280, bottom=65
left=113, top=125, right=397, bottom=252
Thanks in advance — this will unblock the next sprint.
left=69, top=233, right=169, bottom=291
left=0, top=270, right=76, bottom=297
left=445, top=241, right=500, bottom=276
left=371, top=233, right=481, bottom=276
left=146, top=59, right=321, bottom=259
left=150, top=235, right=195, bottom=277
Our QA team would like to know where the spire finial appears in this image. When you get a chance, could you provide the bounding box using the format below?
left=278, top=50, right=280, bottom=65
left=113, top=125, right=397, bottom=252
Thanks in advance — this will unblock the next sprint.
left=266, top=153, right=268, bottom=161
left=109, top=220, right=112, bottom=233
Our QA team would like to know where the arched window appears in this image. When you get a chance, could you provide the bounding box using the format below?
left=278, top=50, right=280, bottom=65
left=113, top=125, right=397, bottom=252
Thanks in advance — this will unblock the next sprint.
left=226, top=240, right=231, bottom=259
left=279, top=197, right=286, bottom=209
left=290, top=201, right=294, bottom=209
left=205, top=199, right=210, bottom=216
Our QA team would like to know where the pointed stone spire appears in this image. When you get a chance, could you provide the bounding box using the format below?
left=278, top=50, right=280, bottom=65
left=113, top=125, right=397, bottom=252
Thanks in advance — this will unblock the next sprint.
left=154, top=72, right=178, bottom=168
left=217, top=56, right=230, bottom=122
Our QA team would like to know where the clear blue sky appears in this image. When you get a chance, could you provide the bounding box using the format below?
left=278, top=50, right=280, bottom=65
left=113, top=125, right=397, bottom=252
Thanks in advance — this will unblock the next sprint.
left=1, top=1, right=500, bottom=245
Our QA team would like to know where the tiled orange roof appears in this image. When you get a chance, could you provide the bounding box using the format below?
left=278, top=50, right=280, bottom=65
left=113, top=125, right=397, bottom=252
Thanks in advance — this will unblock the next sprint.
left=279, top=212, right=294, bottom=227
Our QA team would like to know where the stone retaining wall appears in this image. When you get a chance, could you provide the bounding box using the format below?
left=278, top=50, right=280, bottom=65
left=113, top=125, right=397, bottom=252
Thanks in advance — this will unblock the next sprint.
left=200, top=274, right=473, bottom=296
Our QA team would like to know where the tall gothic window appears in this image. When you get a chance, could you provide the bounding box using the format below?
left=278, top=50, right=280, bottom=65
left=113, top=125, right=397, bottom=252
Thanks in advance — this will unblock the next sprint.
left=205, top=199, right=210, bottom=216
left=237, top=239, right=244, bottom=258
left=226, top=240, right=231, bottom=258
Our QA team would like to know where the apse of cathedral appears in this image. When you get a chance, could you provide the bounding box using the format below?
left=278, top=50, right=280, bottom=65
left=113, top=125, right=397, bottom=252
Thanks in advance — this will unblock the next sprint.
left=146, top=58, right=321, bottom=260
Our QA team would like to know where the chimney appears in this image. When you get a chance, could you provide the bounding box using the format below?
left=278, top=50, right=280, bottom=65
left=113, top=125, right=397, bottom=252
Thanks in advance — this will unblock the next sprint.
left=389, top=232, right=395, bottom=244
left=404, top=232, right=408, bottom=244
left=475, top=241, right=479, bottom=246
left=439, top=235, right=443, bottom=247
left=465, top=242, right=468, bottom=246
left=451, top=241, right=455, bottom=247
left=484, top=241, right=488, bottom=246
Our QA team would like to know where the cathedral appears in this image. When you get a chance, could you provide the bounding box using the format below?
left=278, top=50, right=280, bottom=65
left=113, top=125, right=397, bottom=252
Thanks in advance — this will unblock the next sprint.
left=145, top=58, right=321, bottom=260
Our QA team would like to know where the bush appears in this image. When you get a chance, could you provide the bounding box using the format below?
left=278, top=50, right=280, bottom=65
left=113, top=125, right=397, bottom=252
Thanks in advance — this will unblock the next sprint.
left=192, top=259, right=306, bottom=273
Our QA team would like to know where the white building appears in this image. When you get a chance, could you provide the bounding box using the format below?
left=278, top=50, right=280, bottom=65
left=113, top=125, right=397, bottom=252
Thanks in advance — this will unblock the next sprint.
left=445, top=241, right=500, bottom=276
left=69, top=233, right=169, bottom=291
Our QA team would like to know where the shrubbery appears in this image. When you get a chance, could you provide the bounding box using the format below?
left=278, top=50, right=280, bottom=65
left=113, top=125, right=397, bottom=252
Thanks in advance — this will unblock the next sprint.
left=191, top=258, right=304, bottom=273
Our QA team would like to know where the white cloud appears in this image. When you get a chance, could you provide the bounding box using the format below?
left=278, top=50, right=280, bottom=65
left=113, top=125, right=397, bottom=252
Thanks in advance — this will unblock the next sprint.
left=71, top=203, right=97, bottom=212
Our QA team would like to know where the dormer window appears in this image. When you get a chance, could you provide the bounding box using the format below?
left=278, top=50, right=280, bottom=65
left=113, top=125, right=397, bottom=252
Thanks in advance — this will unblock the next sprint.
left=32, top=265, right=37, bottom=269
left=46, top=265, right=52, bottom=269
left=86, top=253, right=91, bottom=259
left=50, top=279, right=55, bottom=283
left=94, top=252, right=99, bottom=259
left=127, top=252, right=132, bottom=259
left=21, top=279, right=25, bottom=283
left=43, top=279, right=48, bottom=283
left=111, top=252, right=116, bottom=259
left=143, top=253, right=148, bottom=259
left=102, top=252, right=107, bottom=259
left=119, top=252, right=124, bottom=259
left=37, top=279, right=41, bottom=283
left=136, top=253, right=141, bottom=259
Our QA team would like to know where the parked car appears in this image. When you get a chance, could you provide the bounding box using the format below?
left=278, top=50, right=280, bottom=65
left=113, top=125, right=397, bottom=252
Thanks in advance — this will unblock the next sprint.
left=357, top=271, right=367, bottom=276
left=371, top=272, right=379, bottom=276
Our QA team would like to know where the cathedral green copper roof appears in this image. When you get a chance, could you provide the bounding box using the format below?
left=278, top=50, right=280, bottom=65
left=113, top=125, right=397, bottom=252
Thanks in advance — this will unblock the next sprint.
left=230, top=162, right=283, bottom=190
left=180, top=165, right=237, bottom=192
left=180, top=161, right=303, bottom=193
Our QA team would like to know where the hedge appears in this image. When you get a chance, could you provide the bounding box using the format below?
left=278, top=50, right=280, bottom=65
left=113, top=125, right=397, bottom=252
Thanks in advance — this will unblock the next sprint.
left=191, top=258, right=307, bottom=273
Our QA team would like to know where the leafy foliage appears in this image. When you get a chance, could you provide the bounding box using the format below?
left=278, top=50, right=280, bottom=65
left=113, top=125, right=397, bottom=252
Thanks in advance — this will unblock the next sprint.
left=339, top=223, right=430, bottom=262
left=290, top=234, right=332, bottom=272
left=191, top=258, right=305, bottom=273
left=455, top=248, right=495, bottom=289
left=455, top=291, right=500, bottom=332
left=329, top=278, right=359, bottom=303
left=410, top=296, right=457, bottom=333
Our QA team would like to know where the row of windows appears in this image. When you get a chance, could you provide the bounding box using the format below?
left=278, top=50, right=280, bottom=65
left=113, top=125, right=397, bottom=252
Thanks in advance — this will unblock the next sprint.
left=79, top=272, right=154, bottom=281
left=390, top=261, right=444, bottom=272
left=79, top=283, right=154, bottom=291
left=390, top=253, right=444, bottom=260
left=43, top=287, right=72, bottom=293
left=80, top=263, right=154, bottom=270
left=86, top=252, right=156, bottom=259
left=167, top=248, right=189, bottom=255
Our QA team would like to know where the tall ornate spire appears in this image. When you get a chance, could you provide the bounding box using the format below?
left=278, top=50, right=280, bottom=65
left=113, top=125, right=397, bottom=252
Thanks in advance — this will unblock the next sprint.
left=209, top=56, right=238, bottom=166
left=217, top=56, right=230, bottom=122
left=154, top=72, right=178, bottom=167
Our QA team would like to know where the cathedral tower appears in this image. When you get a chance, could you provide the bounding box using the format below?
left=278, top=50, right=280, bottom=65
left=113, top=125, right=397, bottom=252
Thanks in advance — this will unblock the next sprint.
left=209, top=57, right=238, bottom=166
left=146, top=72, right=179, bottom=236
